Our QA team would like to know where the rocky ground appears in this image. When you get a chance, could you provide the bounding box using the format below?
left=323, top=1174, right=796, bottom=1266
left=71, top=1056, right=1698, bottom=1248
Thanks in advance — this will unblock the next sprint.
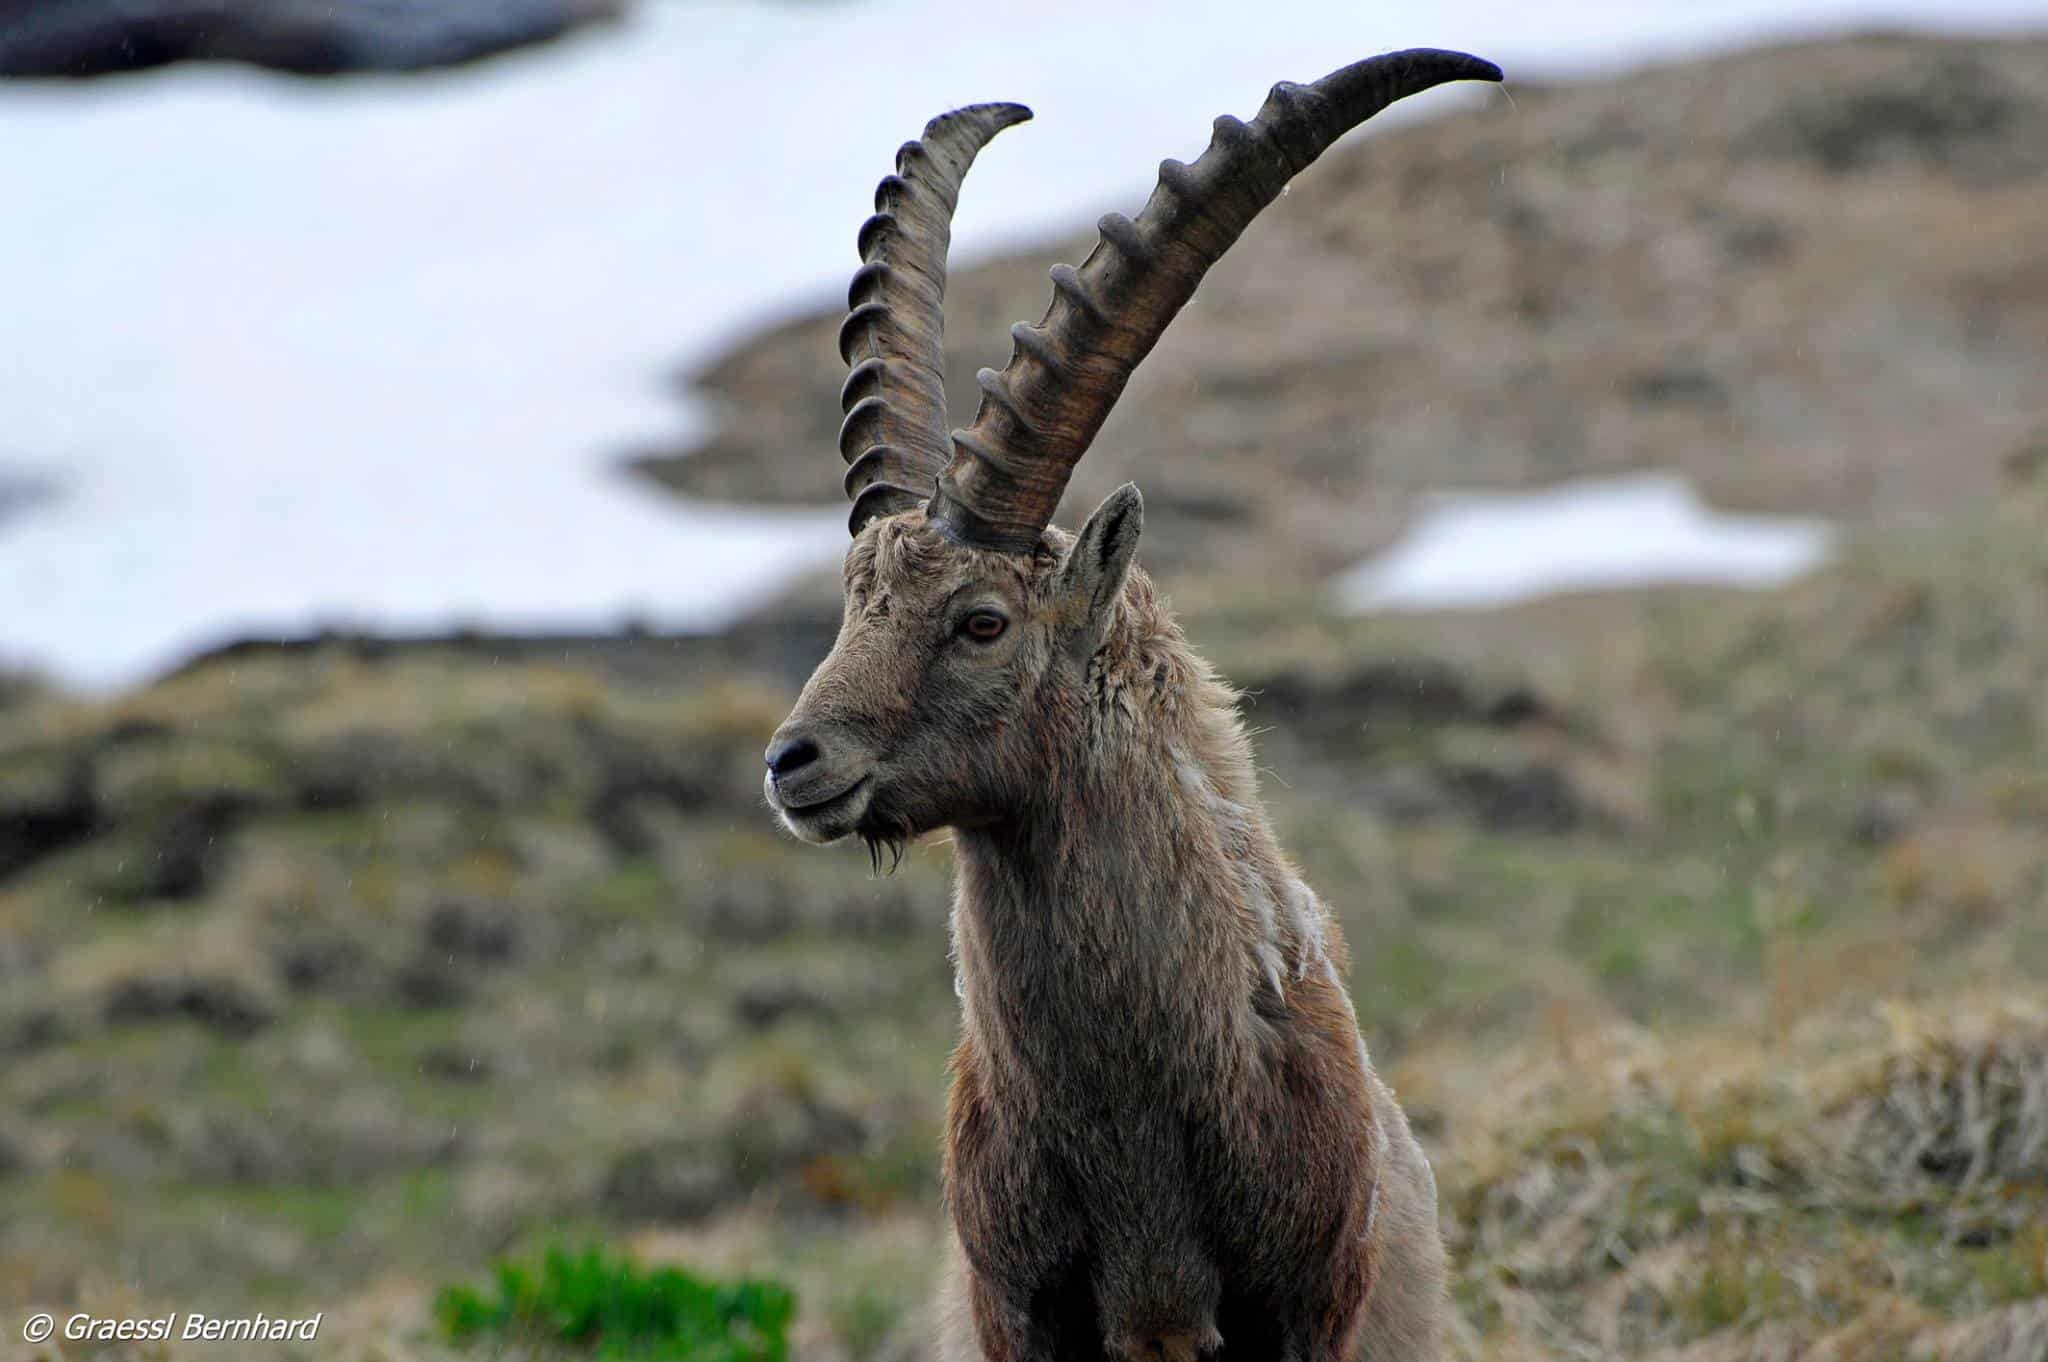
left=5, top=27, right=2047, bottom=1362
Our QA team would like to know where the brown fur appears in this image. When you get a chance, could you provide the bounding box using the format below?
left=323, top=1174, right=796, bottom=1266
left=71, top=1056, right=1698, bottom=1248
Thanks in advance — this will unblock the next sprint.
left=766, top=498, right=1446, bottom=1361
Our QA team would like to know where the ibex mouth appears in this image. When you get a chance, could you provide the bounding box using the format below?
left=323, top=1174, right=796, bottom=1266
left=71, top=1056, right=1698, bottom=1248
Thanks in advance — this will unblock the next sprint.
left=770, top=775, right=872, bottom=844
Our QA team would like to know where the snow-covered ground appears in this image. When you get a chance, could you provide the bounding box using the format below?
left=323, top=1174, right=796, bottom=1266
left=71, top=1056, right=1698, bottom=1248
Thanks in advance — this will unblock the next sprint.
left=1333, top=473, right=1835, bottom=613
left=1, top=0, right=2038, bottom=691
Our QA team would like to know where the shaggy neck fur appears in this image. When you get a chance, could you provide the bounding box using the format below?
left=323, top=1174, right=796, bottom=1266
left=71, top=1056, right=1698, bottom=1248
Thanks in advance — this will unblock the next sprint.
left=949, top=573, right=1338, bottom=1101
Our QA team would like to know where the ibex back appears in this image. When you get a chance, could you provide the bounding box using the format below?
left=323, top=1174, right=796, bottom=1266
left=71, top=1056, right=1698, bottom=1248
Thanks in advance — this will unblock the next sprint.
left=763, top=49, right=1502, bottom=1362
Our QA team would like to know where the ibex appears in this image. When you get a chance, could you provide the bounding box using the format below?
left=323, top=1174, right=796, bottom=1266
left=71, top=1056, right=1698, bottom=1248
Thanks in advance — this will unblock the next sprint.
left=763, top=50, right=1501, bottom=1362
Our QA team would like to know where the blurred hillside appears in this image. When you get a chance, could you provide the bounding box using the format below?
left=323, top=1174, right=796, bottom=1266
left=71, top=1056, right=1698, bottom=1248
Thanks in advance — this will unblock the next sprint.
left=5, top=25, right=2048, bottom=1362
left=633, top=31, right=2048, bottom=606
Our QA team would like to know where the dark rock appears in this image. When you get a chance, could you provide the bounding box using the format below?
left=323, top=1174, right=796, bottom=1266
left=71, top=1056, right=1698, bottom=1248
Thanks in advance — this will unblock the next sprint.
left=1353, top=762, right=1586, bottom=835
left=601, top=1139, right=736, bottom=1224
left=168, top=612, right=840, bottom=699
left=273, top=935, right=360, bottom=992
left=288, top=742, right=374, bottom=811
left=1444, top=764, right=1583, bottom=835
left=1848, top=787, right=1918, bottom=847
left=1916, top=1144, right=1972, bottom=1182
left=1485, top=687, right=1549, bottom=726
left=0, top=0, right=621, bottom=79
left=0, top=760, right=99, bottom=886
left=1250, top=662, right=1559, bottom=762
left=0, top=1008, right=67, bottom=1056
left=1953, top=1221, right=2006, bottom=1249
left=1255, top=659, right=1484, bottom=731
left=114, top=796, right=245, bottom=901
left=103, top=976, right=272, bottom=1036
left=392, top=957, right=469, bottom=1010
left=733, top=978, right=838, bottom=1030
left=423, top=899, right=518, bottom=964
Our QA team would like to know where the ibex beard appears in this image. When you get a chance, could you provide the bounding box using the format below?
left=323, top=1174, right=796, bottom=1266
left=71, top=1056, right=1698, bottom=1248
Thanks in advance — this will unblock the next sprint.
left=763, top=48, right=1501, bottom=1362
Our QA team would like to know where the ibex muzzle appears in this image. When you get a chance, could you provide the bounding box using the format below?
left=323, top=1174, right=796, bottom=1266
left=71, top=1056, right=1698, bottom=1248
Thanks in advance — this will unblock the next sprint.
left=765, top=49, right=1502, bottom=1361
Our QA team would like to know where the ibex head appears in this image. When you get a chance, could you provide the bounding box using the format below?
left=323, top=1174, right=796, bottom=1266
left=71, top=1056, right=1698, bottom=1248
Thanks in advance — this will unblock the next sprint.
left=765, top=52, right=1502, bottom=862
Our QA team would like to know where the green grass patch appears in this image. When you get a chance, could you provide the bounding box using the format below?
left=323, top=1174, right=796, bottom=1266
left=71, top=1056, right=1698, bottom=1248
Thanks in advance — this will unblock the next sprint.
left=435, top=1242, right=795, bottom=1362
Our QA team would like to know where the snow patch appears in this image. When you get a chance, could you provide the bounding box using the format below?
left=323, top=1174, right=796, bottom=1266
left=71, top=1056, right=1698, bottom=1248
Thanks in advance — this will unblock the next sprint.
left=1333, top=472, right=1834, bottom=613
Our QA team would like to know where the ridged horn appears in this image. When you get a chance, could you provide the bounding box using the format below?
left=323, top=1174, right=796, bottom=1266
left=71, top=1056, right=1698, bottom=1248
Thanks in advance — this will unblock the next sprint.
left=927, top=49, right=1502, bottom=553
left=838, top=101, right=1032, bottom=537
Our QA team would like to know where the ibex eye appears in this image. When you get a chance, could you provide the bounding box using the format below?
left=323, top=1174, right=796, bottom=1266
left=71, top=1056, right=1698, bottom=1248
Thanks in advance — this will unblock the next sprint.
left=961, top=610, right=1008, bottom=642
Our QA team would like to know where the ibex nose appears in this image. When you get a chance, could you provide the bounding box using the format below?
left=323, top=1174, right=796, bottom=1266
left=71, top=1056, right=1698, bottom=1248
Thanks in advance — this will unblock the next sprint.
left=765, top=733, right=821, bottom=778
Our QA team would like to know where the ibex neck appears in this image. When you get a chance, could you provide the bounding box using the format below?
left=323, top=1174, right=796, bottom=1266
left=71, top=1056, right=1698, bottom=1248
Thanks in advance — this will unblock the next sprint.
left=949, top=638, right=1327, bottom=1090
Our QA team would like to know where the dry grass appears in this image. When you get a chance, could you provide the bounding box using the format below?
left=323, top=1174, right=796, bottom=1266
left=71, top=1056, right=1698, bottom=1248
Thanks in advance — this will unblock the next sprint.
left=1410, top=996, right=2048, bottom=1360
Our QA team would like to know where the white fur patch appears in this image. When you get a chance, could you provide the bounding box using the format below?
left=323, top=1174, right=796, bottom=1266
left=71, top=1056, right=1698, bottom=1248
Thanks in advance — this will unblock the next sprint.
left=1240, top=865, right=1284, bottom=996
left=1285, top=877, right=1329, bottom=980
left=1181, top=763, right=1250, bottom=837
left=1174, top=743, right=1295, bottom=1005
left=1254, top=941, right=1286, bottom=1002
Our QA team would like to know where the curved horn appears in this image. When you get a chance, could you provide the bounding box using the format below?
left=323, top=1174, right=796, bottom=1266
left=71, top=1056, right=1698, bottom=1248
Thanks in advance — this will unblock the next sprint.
left=839, top=102, right=1032, bottom=537
left=928, top=49, right=1502, bottom=553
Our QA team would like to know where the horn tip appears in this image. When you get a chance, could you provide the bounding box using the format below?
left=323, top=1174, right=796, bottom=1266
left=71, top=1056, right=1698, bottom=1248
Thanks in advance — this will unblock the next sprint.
left=1385, top=47, right=1504, bottom=85
left=1307, top=48, right=1503, bottom=121
left=922, top=101, right=1035, bottom=144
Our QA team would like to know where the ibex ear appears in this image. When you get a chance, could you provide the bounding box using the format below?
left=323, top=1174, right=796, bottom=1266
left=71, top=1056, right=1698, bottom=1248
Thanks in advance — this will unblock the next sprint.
left=1056, top=483, right=1144, bottom=662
